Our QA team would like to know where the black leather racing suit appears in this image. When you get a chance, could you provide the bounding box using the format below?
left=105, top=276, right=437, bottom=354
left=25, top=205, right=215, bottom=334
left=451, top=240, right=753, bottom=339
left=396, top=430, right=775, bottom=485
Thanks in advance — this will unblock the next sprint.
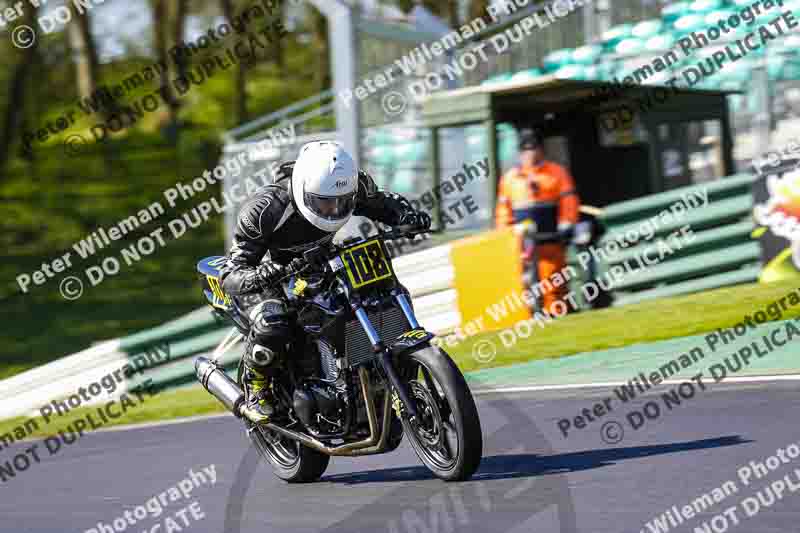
left=219, top=161, right=416, bottom=371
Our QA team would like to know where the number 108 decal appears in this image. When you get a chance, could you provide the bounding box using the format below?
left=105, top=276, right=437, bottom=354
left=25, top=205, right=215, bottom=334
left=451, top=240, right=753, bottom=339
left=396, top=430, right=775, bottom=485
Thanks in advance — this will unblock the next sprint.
left=340, top=239, right=393, bottom=288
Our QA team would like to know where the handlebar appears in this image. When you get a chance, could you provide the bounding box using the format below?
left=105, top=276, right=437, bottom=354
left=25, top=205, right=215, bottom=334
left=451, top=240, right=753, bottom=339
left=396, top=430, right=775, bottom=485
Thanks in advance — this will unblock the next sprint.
left=376, top=224, right=433, bottom=241
left=281, top=225, right=432, bottom=280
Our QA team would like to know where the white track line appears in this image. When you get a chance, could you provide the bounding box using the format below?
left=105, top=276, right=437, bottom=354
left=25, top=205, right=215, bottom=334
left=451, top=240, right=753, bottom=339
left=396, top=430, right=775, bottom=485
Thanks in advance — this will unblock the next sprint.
left=470, top=373, right=800, bottom=395
left=88, top=373, right=800, bottom=435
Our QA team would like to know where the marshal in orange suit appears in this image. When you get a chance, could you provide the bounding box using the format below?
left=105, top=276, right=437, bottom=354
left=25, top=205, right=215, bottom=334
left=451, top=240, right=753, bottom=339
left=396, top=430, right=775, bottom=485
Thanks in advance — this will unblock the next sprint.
left=495, top=129, right=580, bottom=313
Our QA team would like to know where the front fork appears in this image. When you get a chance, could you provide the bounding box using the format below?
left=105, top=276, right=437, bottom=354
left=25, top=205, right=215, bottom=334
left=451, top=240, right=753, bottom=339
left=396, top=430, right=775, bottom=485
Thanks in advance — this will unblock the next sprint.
left=353, top=291, right=420, bottom=421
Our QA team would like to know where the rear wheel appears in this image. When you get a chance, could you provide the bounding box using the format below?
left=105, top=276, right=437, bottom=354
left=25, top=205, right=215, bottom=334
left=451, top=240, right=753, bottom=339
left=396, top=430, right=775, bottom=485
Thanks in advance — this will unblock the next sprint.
left=400, top=346, right=482, bottom=481
left=237, top=363, right=329, bottom=483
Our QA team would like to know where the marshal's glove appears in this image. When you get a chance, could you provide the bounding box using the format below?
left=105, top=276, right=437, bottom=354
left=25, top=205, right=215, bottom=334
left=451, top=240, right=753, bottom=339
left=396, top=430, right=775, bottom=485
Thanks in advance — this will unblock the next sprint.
left=557, top=222, right=575, bottom=243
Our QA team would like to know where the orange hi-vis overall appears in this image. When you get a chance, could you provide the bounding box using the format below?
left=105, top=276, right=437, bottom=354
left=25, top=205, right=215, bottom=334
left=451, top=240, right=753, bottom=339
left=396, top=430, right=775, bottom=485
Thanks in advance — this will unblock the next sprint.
left=495, top=161, right=580, bottom=313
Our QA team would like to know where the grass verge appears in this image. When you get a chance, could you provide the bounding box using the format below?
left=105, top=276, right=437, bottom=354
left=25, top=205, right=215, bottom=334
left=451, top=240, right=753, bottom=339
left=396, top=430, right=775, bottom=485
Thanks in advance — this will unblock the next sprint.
left=447, top=277, right=800, bottom=373
left=1, top=278, right=799, bottom=439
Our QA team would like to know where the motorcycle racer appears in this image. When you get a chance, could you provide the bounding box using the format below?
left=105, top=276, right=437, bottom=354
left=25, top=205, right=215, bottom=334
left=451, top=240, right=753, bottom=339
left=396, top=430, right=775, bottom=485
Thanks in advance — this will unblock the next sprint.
left=219, top=140, right=431, bottom=423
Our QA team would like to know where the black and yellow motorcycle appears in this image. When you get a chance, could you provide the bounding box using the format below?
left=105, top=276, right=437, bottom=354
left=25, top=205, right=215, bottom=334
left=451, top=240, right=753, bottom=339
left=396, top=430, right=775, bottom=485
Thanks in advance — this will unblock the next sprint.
left=194, top=225, right=483, bottom=482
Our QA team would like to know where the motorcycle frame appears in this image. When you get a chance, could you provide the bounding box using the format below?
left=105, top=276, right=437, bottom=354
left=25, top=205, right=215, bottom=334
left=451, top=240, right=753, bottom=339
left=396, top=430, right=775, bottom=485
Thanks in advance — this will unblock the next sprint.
left=208, top=252, right=430, bottom=457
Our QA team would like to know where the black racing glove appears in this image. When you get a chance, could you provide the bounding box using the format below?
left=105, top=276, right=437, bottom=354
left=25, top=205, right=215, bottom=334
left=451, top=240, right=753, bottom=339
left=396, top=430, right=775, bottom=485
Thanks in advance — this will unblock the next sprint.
left=383, top=193, right=432, bottom=231
left=256, top=262, right=287, bottom=288
left=398, top=210, right=432, bottom=231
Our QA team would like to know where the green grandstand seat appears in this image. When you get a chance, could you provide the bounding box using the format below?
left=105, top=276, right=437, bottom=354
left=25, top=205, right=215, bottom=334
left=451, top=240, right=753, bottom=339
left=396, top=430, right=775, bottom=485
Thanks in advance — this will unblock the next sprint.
left=572, top=44, right=603, bottom=65
left=766, top=54, right=800, bottom=81
left=695, top=46, right=721, bottom=60
left=497, top=123, right=516, bottom=134
left=482, top=72, right=513, bottom=85
left=553, top=65, right=586, bottom=79
left=632, top=19, right=664, bottom=39
left=368, top=128, right=392, bottom=146
left=690, top=0, right=723, bottom=12
left=543, top=49, right=574, bottom=71
left=696, top=75, right=723, bottom=89
left=389, top=128, right=417, bottom=145
left=369, top=145, right=395, bottom=166
left=389, top=169, right=417, bottom=195
left=704, top=9, right=738, bottom=25
left=773, top=35, right=800, bottom=52
left=720, top=79, right=745, bottom=90
left=754, top=9, right=776, bottom=25
left=614, top=37, right=646, bottom=56
left=726, top=92, right=745, bottom=112
left=770, top=37, right=800, bottom=63
left=641, top=70, right=675, bottom=85
left=601, top=24, right=633, bottom=49
left=393, top=141, right=426, bottom=161
left=770, top=44, right=800, bottom=80
left=718, top=60, right=755, bottom=86
left=732, top=59, right=756, bottom=79
left=766, top=55, right=787, bottom=80
left=590, top=61, right=617, bottom=81
left=581, top=65, right=601, bottom=80
left=661, top=2, right=692, bottom=23
left=782, top=60, right=800, bottom=81
left=511, top=68, right=544, bottom=82
left=644, top=34, right=676, bottom=52
left=672, top=13, right=706, bottom=35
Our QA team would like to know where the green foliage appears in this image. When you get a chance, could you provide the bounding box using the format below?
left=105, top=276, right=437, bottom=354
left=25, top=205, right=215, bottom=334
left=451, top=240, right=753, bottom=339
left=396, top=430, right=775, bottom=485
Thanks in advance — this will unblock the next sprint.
left=0, top=130, right=224, bottom=380
left=0, top=22, right=319, bottom=379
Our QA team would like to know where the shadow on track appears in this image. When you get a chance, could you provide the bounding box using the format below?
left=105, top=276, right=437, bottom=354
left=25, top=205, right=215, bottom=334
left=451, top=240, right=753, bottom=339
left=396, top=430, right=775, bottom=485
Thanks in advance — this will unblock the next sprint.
left=323, top=435, right=751, bottom=484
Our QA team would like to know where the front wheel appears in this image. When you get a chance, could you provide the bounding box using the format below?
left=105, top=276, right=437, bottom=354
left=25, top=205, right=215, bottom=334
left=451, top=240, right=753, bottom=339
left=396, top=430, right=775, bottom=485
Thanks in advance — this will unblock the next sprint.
left=399, top=345, right=483, bottom=481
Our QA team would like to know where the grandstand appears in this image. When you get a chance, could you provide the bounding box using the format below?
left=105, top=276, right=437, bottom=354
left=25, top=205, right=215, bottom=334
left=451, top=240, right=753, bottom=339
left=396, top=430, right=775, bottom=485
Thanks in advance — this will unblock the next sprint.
left=221, top=0, right=800, bottom=241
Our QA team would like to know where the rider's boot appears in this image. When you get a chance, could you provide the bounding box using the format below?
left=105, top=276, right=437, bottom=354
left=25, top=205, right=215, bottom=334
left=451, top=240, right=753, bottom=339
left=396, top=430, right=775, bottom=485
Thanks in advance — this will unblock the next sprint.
left=241, top=363, right=275, bottom=423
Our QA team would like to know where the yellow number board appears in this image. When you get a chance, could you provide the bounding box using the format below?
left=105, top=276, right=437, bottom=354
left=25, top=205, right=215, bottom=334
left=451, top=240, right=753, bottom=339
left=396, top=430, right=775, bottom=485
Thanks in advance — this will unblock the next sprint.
left=340, top=239, right=393, bottom=288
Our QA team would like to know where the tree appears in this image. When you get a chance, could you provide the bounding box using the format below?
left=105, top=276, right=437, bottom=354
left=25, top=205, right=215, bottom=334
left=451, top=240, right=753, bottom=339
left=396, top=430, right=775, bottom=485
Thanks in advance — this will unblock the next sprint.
left=272, top=1, right=286, bottom=74
left=468, top=0, right=493, bottom=26
left=173, top=0, right=189, bottom=84
left=0, top=3, right=40, bottom=171
left=220, top=0, right=249, bottom=124
left=68, top=3, right=101, bottom=102
left=151, top=0, right=181, bottom=136
left=308, top=4, right=330, bottom=92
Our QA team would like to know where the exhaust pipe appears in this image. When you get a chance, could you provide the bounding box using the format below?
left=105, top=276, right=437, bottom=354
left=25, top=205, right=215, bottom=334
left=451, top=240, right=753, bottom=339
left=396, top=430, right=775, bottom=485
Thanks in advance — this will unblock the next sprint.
left=195, top=357, right=244, bottom=416
left=195, top=358, right=392, bottom=456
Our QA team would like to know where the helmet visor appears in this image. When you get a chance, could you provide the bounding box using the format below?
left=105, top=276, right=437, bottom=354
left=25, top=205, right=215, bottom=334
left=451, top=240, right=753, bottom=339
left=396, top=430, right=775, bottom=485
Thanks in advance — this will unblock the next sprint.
left=303, top=190, right=356, bottom=221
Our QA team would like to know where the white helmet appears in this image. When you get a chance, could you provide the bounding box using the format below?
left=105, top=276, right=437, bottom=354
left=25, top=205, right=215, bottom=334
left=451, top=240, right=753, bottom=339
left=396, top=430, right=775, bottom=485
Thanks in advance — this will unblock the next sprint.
left=292, top=141, right=358, bottom=232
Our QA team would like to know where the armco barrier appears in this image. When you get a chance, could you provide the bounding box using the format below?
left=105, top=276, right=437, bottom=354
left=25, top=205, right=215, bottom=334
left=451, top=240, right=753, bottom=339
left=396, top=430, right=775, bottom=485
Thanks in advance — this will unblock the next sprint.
left=0, top=174, right=764, bottom=420
left=0, top=250, right=463, bottom=420
left=597, top=174, right=760, bottom=306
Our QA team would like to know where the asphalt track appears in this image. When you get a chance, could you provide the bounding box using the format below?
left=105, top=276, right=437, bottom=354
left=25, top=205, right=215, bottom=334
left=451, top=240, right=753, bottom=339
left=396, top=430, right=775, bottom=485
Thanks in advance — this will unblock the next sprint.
left=4, top=381, right=800, bottom=533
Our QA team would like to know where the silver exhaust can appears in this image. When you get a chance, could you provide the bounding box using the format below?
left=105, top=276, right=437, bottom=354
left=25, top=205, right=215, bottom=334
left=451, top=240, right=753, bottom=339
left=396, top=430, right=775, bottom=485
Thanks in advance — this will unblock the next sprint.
left=195, top=357, right=244, bottom=415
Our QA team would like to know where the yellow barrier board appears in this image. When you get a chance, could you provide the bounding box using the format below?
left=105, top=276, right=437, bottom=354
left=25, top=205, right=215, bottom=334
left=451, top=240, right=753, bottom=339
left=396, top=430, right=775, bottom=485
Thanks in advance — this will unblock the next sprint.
left=450, top=227, right=531, bottom=336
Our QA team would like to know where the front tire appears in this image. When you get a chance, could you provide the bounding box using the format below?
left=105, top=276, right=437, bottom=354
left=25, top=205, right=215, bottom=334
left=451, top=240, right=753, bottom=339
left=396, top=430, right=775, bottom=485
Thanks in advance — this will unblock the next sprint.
left=400, top=345, right=483, bottom=481
left=237, top=363, right=330, bottom=483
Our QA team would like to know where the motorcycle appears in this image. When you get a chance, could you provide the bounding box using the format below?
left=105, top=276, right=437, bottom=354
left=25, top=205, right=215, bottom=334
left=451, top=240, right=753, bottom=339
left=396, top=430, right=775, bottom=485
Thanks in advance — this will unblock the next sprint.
left=194, top=225, right=483, bottom=482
